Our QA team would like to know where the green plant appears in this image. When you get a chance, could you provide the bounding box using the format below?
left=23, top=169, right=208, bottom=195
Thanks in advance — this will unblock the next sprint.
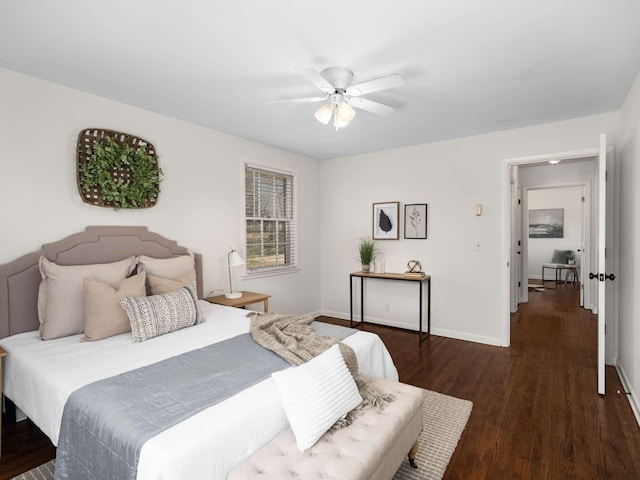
left=80, top=137, right=163, bottom=210
left=358, top=237, right=378, bottom=266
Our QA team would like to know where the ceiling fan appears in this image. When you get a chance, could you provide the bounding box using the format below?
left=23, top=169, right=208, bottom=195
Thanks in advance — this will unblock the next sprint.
left=271, top=67, right=405, bottom=130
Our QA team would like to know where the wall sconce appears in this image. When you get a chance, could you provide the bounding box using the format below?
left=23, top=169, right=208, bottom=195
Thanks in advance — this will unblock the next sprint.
left=475, top=204, right=483, bottom=216
left=225, top=248, right=244, bottom=299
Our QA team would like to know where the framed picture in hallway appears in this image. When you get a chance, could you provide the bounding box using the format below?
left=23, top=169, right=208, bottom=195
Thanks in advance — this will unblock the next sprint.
left=404, top=204, right=427, bottom=239
left=373, top=202, right=399, bottom=240
left=529, top=208, right=564, bottom=238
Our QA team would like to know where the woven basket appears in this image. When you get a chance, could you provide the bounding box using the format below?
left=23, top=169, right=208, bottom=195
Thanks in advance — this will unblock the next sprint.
left=76, top=128, right=159, bottom=208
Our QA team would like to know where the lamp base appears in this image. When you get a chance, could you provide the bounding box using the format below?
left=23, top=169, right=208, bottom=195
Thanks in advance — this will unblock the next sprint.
left=225, top=291, right=243, bottom=299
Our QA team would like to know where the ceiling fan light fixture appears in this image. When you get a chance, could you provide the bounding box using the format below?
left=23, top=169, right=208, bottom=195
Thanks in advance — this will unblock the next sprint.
left=334, top=114, right=350, bottom=130
left=314, top=103, right=334, bottom=125
left=336, top=101, right=356, bottom=123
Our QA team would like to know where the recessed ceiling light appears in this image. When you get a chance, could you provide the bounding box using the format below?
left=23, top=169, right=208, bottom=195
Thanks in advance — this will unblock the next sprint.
left=548, top=160, right=560, bottom=165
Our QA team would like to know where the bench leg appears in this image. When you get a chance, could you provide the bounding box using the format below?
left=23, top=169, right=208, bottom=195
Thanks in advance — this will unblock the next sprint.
left=408, top=440, right=419, bottom=468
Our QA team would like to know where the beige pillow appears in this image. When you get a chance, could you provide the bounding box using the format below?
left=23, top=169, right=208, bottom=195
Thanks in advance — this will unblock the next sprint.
left=38, top=256, right=137, bottom=340
left=82, top=272, right=147, bottom=342
left=147, top=270, right=197, bottom=295
left=137, top=254, right=194, bottom=278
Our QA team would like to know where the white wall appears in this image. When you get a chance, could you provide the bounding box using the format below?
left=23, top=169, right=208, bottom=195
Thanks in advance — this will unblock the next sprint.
left=320, top=113, right=619, bottom=346
left=526, top=186, right=583, bottom=280
left=0, top=68, right=321, bottom=315
left=617, top=68, right=640, bottom=421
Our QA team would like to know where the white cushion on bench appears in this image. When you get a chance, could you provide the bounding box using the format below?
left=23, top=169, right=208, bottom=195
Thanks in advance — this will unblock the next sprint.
left=228, top=375, right=425, bottom=480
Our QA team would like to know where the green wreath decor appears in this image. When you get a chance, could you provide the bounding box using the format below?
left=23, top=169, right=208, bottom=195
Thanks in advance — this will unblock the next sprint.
left=79, top=136, right=163, bottom=210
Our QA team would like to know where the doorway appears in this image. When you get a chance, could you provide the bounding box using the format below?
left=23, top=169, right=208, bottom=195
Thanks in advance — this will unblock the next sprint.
left=521, top=182, right=590, bottom=310
left=502, top=136, right=618, bottom=395
left=501, top=148, right=600, bottom=347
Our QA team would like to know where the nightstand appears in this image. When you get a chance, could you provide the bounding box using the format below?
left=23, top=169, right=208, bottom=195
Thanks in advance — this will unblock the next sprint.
left=205, top=291, right=270, bottom=312
left=0, top=347, right=6, bottom=456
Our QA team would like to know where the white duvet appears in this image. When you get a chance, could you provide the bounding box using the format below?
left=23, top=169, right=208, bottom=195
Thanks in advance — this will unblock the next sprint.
left=0, top=301, right=398, bottom=479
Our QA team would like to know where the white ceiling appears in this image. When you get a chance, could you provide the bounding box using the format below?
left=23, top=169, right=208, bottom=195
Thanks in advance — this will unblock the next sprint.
left=1, top=1, right=639, bottom=160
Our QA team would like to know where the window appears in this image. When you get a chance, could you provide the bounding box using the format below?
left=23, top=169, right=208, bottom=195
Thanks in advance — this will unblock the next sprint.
left=244, top=164, right=297, bottom=274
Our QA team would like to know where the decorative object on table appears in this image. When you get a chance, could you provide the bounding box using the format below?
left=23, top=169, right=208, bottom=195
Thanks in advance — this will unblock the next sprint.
left=404, top=204, right=427, bottom=239
left=358, top=237, right=378, bottom=272
left=374, top=256, right=385, bottom=274
left=373, top=201, right=400, bottom=240
left=226, top=248, right=245, bottom=299
left=77, top=128, right=162, bottom=210
left=407, top=260, right=422, bottom=273
left=405, top=260, right=425, bottom=277
left=528, top=208, right=564, bottom=238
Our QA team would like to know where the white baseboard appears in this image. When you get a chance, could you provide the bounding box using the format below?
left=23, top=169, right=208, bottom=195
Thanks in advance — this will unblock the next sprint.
left=305, top=309, right=322, bottom=318
left=319, top=310, right=503, bottom=347
left=616, top=363, right=640, bottom=428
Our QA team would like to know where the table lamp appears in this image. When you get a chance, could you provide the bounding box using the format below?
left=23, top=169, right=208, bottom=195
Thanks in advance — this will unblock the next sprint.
left=225, top=248, right=244, bottom=299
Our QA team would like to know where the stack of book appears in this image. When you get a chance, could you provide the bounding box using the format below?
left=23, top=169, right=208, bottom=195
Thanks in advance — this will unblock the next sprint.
left=403, top=271, right=426, bottom=278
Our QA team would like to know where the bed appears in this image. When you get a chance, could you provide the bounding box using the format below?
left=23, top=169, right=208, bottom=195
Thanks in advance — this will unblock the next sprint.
left=0, top=226, right=398, bottom=480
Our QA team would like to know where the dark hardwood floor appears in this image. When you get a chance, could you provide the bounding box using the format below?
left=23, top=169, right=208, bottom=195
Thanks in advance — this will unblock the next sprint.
left=1, top=283, right=639, bottom=479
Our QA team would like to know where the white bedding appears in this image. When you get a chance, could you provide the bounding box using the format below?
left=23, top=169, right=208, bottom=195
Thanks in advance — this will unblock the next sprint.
left=0, top=301, right=398, bottom=479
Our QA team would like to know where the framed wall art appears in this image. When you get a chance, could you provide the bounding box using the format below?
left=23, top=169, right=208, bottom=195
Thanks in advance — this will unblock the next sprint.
left=404, top=203, right=427, bottom=239
left=529, top=208, right=564, bottom=238
left=373, top=201, right=399, bottom=240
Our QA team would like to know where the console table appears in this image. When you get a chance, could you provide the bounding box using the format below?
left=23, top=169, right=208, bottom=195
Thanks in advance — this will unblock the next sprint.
left=349, top=272, right=431, bottom=336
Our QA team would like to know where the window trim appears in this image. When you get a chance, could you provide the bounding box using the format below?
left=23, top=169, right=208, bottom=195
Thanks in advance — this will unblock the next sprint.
left=243, top=161, right=298, bottom=278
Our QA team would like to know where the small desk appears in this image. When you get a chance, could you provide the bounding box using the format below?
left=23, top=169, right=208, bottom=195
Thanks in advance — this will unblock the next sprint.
left=205, top=291, right=270, bottom=312
left=0, top=347, right=6, bottom=456
left=349, top=272, right=431, bottom=336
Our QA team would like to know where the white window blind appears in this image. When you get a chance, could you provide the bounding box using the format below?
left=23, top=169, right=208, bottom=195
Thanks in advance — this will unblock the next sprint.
left=244, top=165, right=297, bottom=273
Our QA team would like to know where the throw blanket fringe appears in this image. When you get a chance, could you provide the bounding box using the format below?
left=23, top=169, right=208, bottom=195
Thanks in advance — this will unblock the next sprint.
left=249, top=312, right=394, bottom=429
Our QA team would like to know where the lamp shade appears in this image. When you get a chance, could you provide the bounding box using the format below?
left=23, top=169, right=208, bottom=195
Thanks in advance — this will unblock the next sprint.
left=228, top=250, right=244, bottom=267
left=314, top=103, right=334, bottom=125
left=336, top=102, right=355, bottom=123
left=226, top=249, right=244, bottom=299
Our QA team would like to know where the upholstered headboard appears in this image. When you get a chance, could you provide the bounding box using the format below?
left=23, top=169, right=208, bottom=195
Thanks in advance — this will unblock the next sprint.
left=0, top=226, right=204, bottom=338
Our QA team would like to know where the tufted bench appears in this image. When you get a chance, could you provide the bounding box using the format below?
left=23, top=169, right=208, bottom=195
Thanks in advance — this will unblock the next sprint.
left=228, top=375, right=425, bottom=480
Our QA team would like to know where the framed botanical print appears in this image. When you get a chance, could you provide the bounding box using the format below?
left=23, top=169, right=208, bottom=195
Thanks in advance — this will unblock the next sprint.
left=373, top=202, right=399, bottom=240
left=404, top=204, right=427, bottom=239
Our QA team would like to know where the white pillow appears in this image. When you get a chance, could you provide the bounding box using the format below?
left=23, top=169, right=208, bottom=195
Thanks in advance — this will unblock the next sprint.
left=271, top=344, right=363, bottom=451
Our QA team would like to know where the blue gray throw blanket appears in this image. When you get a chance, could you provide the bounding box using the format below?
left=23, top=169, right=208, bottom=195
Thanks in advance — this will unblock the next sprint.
left=55, top=323, right=355, bottom=480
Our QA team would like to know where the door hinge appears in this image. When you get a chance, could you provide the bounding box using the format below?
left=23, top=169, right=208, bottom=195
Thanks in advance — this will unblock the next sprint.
left=518, top=240, right=521, bottom=246
left=518, top=199, right=521, bottom=205
left=518, top=281, right=521, bottom=288
left=581, top=196, right=585, bottom=202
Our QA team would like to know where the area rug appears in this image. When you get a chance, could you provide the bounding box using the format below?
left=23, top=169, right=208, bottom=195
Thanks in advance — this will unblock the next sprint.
left=12, top=389, right=472, bottom=480
left=528, top=283, right=546, bottom=292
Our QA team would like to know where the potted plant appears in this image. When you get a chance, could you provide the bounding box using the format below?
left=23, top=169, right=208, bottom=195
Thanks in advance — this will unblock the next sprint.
left=358, top=237, right=378, bottom=272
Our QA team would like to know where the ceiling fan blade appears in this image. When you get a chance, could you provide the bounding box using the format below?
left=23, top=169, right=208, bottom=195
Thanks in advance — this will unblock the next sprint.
left=268, top=95, right=328, bottom=105
left=347, top=97, right=395, bottom=116
left=346, top=74, right=404, bottom=96
left=294, top=67, right=335, bottom=93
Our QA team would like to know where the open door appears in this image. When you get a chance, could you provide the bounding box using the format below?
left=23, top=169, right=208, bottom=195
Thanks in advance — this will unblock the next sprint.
left=510, top=165, right=521, bottom=312
left=595, top=133, right=612, bottom=395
